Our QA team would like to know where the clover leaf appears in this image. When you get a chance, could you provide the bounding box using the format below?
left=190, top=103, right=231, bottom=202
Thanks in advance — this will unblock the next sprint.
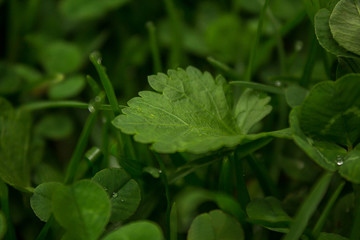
left=113, top=66, right=276, bottom=154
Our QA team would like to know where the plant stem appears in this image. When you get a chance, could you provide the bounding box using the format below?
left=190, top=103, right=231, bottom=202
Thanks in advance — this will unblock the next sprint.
left=207, top=57, right=241, bottom=79
left=154, top=153, right=171, bottom=240
left=146, top=22, right=162, bottom=73
left=299, top=34, right=319, bottom=87
left=20, top=101, right=123, bottom=111
left=35, top=216, right=54, bottom=240
left=283, top=172, right=333, bottom=240
left=350, top=184, right=360, bottom=240
left=312, top=181, right=345, bottom=238
left=0, top=182, right=16, bottom=240
left=90, top=52, right=121, bottom=115
left=246, top=154, right=280, bottom=197
left=233, top=151, right=250, bottom=210
left=170, top=203, right=178, bottom=240
left=64, top=112, right=98, bottom=184
left=245, top=0, right=270, bottom=82
left=230, top=81, right=284, bottom=95
left=219, top=156, right=232, bottom=194
left=7, top=0, right=21, bottom=62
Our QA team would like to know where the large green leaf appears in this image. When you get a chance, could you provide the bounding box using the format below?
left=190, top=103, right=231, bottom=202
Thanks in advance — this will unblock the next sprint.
left=30, top=182, right=63, bottom=222
left=0, top=98, right=32, bottom=191
left=59, top=0, right=130, bottom=22
left=329, top=0, right=360, bottom=55
left=113, top=66, right=274, bottom=154
left=187, top=210, right=244, bottom=240
left=314, top=9, right=356, bottom=57
left=52, top=180, right=111, bottom=240
left=339, top=147, right=360, bottom=183
left=92, top=168, right=141, bottom=222
left=300, top=74, right=360, bottom=148
left=102, top=221, right=164, bottom=240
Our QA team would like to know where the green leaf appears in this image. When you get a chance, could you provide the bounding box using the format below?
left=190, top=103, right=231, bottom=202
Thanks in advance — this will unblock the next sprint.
left=187, top=210, right=244, bottom=240
left=314, top=9, right=356, bottom=57
left=113, top=66, right=273, bottom=154
left=48, top=75, right=86, bottom=99
left=246, top=197, right=292, bottom=229
left=0, top=98, right=32, bottom=191
left=300, top=74, right=360, bottom=148
left=30, top=182, right=63, bottom=222
left=60, top=0, right=130, bottom=22
left=40, top=41, right=83, bottom=74
left=52, top=180, right=111, bottom=240
left=102, top=221, right=164, bottom=240
left=285, top=85, right=309, bottom=108
left=0, top=211, right=6, bottom=240
left=318, top=233, right=348, bottom=240
left=339, top=149, right=360, bottom=184
left=92, top=168, right=141, bottom=222
left=329, top=0, right=360, bottom=55
left=35, top=113, right=74, bottom=140
left=290, top=107, right=344, bottom=171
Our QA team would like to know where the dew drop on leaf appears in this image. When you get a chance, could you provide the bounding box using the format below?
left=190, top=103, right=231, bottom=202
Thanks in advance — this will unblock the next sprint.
left=275, top=81, right=282, bottom=87
left=88, top=103, right=95, bottom=113
left=336, top=155, right=344, bottom=166
left=112, top=192, right=118, bottom=198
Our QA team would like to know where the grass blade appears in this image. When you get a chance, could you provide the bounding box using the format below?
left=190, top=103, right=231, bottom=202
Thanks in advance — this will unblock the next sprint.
left=230, top=81, right=284, bottom=95
left=283, top=172, right=333, bottom=240
left=146, top=22, right=162, bottom=73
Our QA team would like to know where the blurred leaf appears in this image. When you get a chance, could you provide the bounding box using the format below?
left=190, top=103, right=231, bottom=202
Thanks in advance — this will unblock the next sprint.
left=0, top=211, right=5, bottom=240
left=285, top=85, right=308, bottom=108
left=0, top=63, right=23, bottom=95
left=30, top=182, right=63, bottom=222
left=48, top=75, right=86, bottom=99
left=170, top=203, right=178, bottom=240
left=339, top=148, right=360, bottom=184
left=0, top=98, right=32, bottom=191
left=333, top=193, right=354, bottom=235
left=40, top=41, right=83, bottom=74
left=33, top=163, right=63, bottom=185
left=35, top=113, right=74, bottom=140
left=102, top=221, right=164, bottom=240
left=315, top=9, right=355, bottom=57
left=59, top=0, right=130, bottom=22
left=113, top=66, right=273, bottom=154
left=318, top=233, right=348, bottom=240
left=329, top=0, right=360, bottom=55
left=187, top=210, right=244, bottom=240
left=246, top=197, right=292, bottom=229
left=300, top=74, right=360, bottom=148
left=92, top=168, right=141, bottom=222
left=52, top=180, right=111, bottom=240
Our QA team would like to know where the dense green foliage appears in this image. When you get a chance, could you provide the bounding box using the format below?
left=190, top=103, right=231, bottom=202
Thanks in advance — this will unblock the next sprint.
left=1, top=0, right=360, bottom=239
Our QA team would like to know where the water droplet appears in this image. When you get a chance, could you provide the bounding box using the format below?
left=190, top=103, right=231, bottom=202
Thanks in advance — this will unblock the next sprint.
left=88, top=104, right=95, bottom=113
left=103, top=187, right=108, bottom=191
left=274, top=81, right=282, bottom=87
left=97, top=58, right=102, bottom=65
left=336, top=155, right=344, bottom=166
left=112, top=192, right=118, bottom=198
left=95, top=96, right=102, bottom=102
left=296, top=161, right=305, bottom=169
left=120, top=199, right=125, bottom=203
left=158, top=170, right=162, bottom=174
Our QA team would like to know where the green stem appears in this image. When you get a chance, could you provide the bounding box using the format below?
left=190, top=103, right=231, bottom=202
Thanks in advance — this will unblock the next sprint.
left=7, top=0, right=21, bottom=61
left=219, top=157, right=232, bottom=194
left=350, top=184, right=360, bottom=240
left=299, top=34, right=319, bottom=87
left=35, top=216, right=54, bottom=240
left=64, top=112, right=98, bottom=184
left=154, top=153, right=171, bottom=240
left=90, top=52, right=121, bottom=115
left=230, top=81, right=284, bottom=95
left=233, top=150, right=250, bottom=210
left=0, top=182, right=16, bottom=240
left=245, top=0, right=270, bottom=82
left=207, top=57, right=241, bottom=79
left=170, top=203, right=178, bottom=240
left=163, top=0, right=183, bottom=67
left=146, top=22, right=162, bottom=73
left=20, top=101, right=122, bottom=111
left=283, top=172, right=333, bottom=240
left=246, top=154, right=280, bottom=197
left=312, top=181, right=345, bottom=238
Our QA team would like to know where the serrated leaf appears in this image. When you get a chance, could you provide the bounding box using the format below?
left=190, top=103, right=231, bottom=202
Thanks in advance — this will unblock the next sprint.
left=113, top=66, right=273, bottom=154
left=300, top=74, right=360, bottom=148
left=52, top=180, right=111, bottom=240
left=30, top=182, right=63, bottom=222
left=187, top=210, right=244, bottom=240
left=102, top=221, right=164, bottom=240
left=315, top=9, right=356, bottom=57
left=92, top=168, right=141, bottom=222
left=0, top=98, right=32, bottom=191
left=329, top=0, right=360, bottom=55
